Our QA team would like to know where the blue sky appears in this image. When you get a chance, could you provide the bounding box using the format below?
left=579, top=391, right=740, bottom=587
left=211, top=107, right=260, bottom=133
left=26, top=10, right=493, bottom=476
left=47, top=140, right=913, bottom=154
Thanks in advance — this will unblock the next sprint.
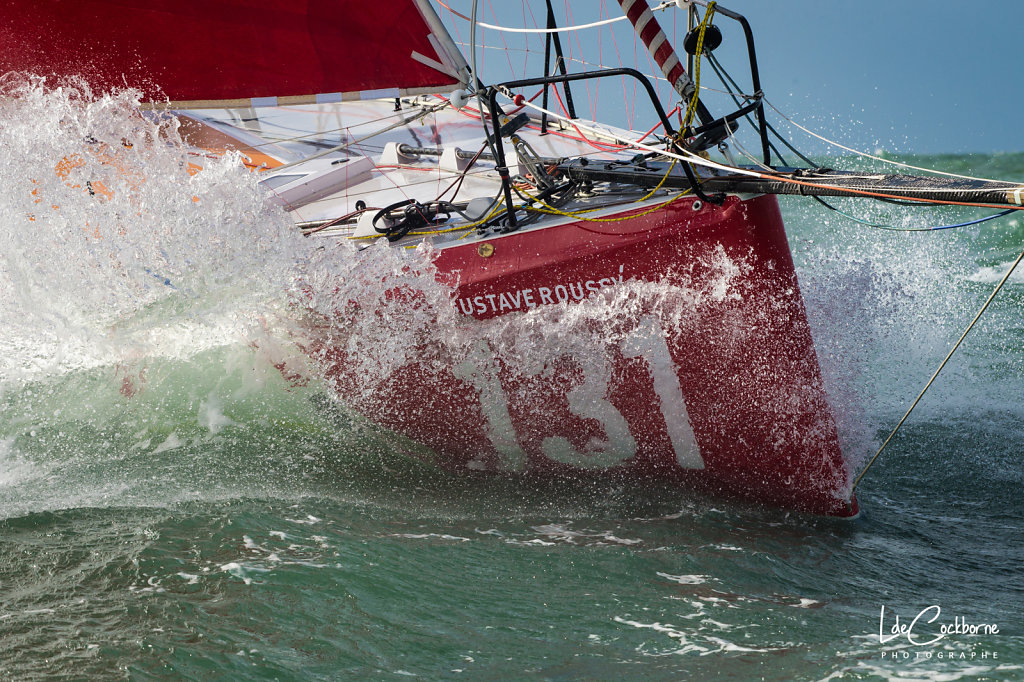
left=722, top=1, right=1023, bottom=155
left=440, top=1, right=1023, bottom=155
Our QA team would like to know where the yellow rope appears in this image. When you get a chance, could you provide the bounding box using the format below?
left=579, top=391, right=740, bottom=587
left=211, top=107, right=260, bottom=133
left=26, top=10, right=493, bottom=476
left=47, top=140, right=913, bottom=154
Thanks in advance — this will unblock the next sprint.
left=346, top=202, right=505, bottom=241
left=351, top=126, right=686, bottom=239
left=517, top=159, right=690, bottom=223
left=638, top=159, right=678, bottom=200
left=682, top=1, right=717, bottom=129
left=522, top=188, right=690, bottom=223
left=388, top=157, right=684, bottom=237
left=408, top=204, right=506, bottom=237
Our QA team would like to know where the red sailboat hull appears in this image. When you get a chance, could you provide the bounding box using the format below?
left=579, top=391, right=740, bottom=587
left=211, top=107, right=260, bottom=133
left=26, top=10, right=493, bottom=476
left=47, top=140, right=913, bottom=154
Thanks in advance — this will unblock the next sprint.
left=307, top=194, right=858, bottom=517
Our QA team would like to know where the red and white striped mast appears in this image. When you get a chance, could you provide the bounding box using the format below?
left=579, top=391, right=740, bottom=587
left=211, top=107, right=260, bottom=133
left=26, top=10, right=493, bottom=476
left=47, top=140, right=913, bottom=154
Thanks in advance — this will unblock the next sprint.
left=616, top=0, right=696, bottom=101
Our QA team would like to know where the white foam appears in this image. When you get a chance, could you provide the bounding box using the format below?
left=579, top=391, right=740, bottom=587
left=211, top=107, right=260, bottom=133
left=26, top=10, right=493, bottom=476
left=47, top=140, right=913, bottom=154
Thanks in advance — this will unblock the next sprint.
left=656, top=572, right=710, bottom=585
left=966, top=260, right=1024, bottom=285
left=391, top=533, right=472, bottom=542
left=151, top=433, right=184, bottom=454
left=198, top=394, right=237, bottom=435
left=0, top=438, right=39, bottom=489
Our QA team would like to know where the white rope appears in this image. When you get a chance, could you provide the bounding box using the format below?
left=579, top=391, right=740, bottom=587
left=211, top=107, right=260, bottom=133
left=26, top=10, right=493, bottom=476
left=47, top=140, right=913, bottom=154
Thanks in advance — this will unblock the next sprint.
left=722, top=125, right=774, bottom=172
left=763, top=97, right=1010, bottom=185
left=451, top=1, right=675, bottom=34
left=475, top=14, right=626, bottom=33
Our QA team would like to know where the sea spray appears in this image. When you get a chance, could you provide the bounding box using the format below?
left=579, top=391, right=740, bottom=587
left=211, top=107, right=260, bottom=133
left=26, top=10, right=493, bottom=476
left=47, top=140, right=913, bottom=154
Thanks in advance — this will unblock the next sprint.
left=3, top=75, right=1019, bottom=515
left=0, top=77, right=328, bottom=516
left=0, top=75, right=308, bottom=382
left=782, top=186, right=1024, bottom=471
left=0, top=80, right=1020, bottom=682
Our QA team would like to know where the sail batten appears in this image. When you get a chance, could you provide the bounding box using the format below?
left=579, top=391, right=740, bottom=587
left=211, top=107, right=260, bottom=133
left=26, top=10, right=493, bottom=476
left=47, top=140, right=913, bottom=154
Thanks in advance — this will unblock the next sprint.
left=0, top=0, right=469, bottom=107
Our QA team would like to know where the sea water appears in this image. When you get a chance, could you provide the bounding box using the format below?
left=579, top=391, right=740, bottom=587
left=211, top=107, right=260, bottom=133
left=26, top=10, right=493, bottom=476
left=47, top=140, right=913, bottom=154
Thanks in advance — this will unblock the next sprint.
left=0, top=83, right=1021, bottom=680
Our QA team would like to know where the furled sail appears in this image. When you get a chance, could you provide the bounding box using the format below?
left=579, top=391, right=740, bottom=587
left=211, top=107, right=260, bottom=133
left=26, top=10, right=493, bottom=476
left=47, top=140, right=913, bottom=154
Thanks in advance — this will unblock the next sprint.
left=0, top=0, right=469, bottom=107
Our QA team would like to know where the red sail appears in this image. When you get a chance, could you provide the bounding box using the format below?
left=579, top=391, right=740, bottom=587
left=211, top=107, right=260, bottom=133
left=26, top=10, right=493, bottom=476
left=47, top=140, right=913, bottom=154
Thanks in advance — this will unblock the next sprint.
left=0, top=0, right=467, bottom=107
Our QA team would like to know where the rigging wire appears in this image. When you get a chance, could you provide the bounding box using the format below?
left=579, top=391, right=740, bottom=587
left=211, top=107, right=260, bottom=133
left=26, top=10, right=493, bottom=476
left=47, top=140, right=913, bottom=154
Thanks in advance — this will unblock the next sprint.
left=704, top=52, right=804, bottom=167
left=812, top=197, right=1016, bottom=231
left=853, top=244, right=1024, bottom=492
left=469, top=0, right=500, bottom=164
left=509, top=91, right=1024, bottom=211
left=703, top=55, right=1023, bottom=228
left=700, top=42, right=1022, bottom=214
left=518, top=159, right=683, bottom=224
left=520, top=187, right=690, bottom=225
left=436, top=0, right=677, bottom=34
left=762, top=98, right=1013, bottom=185
left=291, top=2, right=1024, bottom=240
left=269, top=101, right=450, bottom=172
left=447, top=39, right=740, bottom=100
